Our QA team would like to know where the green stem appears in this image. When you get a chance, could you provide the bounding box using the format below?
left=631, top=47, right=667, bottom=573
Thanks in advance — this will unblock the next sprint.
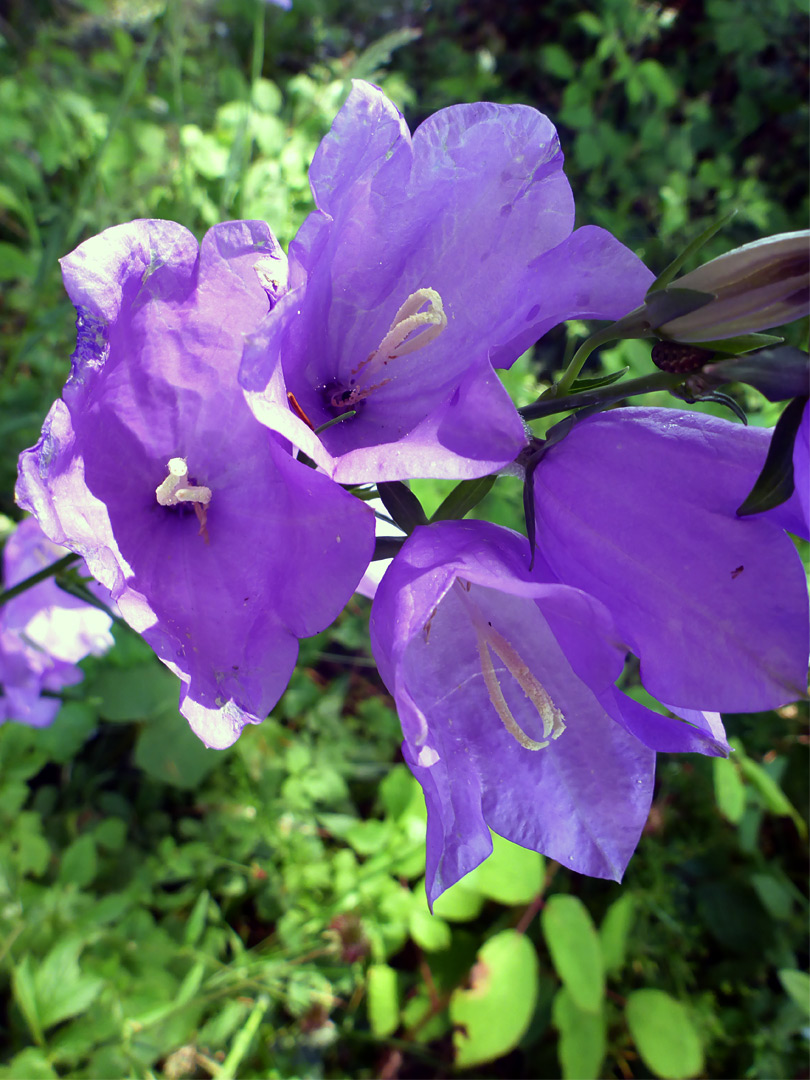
left=551, top=325, right=622, bottom=396
left=519, top=370, right=684, bottom=422
left=0, top=553, right=80, bottom=608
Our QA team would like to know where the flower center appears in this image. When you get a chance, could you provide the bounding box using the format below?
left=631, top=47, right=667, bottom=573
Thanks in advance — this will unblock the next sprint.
left=454, top=580, right=566, bottom=751
left=155, top=457, right=211, bottom=539
left=328, top=288, right=447, bottom=411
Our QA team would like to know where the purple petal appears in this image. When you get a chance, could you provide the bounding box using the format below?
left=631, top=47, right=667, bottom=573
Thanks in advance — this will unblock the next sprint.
left=533, top=408, right=809, bottom=712
left=17, top=220, right=375, bottom=748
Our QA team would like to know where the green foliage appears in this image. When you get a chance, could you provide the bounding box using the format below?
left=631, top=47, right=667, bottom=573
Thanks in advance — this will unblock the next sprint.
left=0, top=0, right=807, bottom=1077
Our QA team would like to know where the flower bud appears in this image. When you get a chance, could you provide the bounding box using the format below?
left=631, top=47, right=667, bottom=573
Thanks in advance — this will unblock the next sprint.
left=656, top=230, right=809, bottom=342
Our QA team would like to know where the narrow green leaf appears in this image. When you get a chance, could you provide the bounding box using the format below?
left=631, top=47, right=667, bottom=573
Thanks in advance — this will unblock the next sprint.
left=429, top=475, right=496, bottom=523
left=646, top=208, right=737, bottom=293
left=552, top=987, right=606, bottom=1079
left=451, top=930, right=539, bottom=1067
left=713, top=756, right=746, bottom=824
left=737, top=396, right=807, bottom=516
left=731, top=739, right=808, bottom=838
left=376, top=481, right=429, bottom=535
left=367, top=964, right=400, bottom=1038
left=541, top=894, right=604, bottom=1012
left=698, top=332, right=784, bottom=355
left=569, top=366, right=629, bottom=392
left=626, top=989, right=704, bottom=1079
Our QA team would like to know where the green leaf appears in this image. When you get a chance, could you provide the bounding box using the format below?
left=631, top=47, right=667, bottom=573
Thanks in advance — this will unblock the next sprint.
left=367, top=964, right=400, bottom=1038
left=599, top=893, right=636, bottom=977
left=33, top=939, right=104, bottom=1030
left=569, top=367, right=629, bottom=392
left=429, top=475, right=496, bottom=523
left=93, top=661, right=179, bottom=722
left=376, top=481, right=429, bottom=534
left=11, top=956, right=44, bottom=1045
left=737, top=396, right=807, bottom=517
left=58, top=833, right=97, bottom=888
left=0, top=1048, right=58, bottom=1079
left=713, top=756, right=746, bottom=823
left=431, top=880, right=485, bottom=923
left=134, top=706, right=228, bottom=789
left=778, top=969, right=810, bottom=1016
left=450, top=930, right=539, bottom=1067
left=731, top=738, right=808, bottom=837
left=646, top=208, right=737, bottom=293
left=464, top=832, right=545, bottom=905
left=541, top=894, right=604, bottom=1012
left=626, top=989, right=704, bottom=1080
left=409, top=908, right=451, bottom=952
left=552, top=987, right=606, bottom=1079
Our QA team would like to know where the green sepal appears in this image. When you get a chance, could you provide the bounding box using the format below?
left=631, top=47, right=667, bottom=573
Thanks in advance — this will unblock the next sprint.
left=706, top=346, right=810, bottom=402
left=569, top=367, right=629, bottom=392
left=372, top=535, right=405, bottom=561
left=376, top=481, right=429, bottom=535
left=429, top=475, right=496, bottom=523
left=694, top=332, right=784, bottom=355
left=737, top=395, right=807, bottom=516
left=646, top=207, right=737, bottom=294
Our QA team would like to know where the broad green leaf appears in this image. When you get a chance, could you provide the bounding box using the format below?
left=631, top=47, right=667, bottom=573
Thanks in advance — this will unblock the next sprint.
left=58, top=833, right=97, bottom=888
left=465, top=832, right=545, bottom=905
left=431, top=880, right=485, bottom=923
left=599, top=893, right=636, bottom=977
left=450, top=930, right=538, bottom=1067
left=713, top=756, right=746, bottom=823
left=778, top=969, right=810, bottom=1016
left=626, top=989, right=704, bottom=1079
left=409, top=908, right=451, bottom=952
left=541, top=894, right=604, bottom=1012
left=93, top=662, right=179, bottom=722
left=367, top=964, right=400, bottom=1038
left=134, top=706, right=227, bottom=789
left=0, top=1048, right=58, bottom=1079
left=33, top=939, right=103, bottom=1030
left=552, top=987, right=606, bottom=1079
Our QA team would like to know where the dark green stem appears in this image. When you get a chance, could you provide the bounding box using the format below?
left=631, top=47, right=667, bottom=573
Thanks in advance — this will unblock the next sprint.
left=0, top=553, right=80, bottom=608
left=518, top=370, right=684, bottom=421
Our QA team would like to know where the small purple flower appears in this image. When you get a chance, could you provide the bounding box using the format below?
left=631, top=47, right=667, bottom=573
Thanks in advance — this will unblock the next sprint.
left=1, top=518, right=113, bottom=727
left=240, top=80, right=654, bottom=484
left=531, top=407, right=810, bottom=713
left=370, top=520, right=727, bottom=905
left=17, top=220, right=375, bottom=748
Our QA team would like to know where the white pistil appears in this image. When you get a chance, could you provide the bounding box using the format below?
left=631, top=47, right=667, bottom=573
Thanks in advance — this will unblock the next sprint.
left=453, top=580, right=566, bottom=752
left=155, top=457, right=212, bottom=508
left=338, top=288, right=447, bottom=405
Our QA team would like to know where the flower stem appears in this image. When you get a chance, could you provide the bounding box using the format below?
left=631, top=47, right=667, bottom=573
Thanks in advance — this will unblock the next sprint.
left=0, top=553, right=80, bottom=608
left=551, top=325, right=623, bottom=396
left=518, top=370, right=684, bottom=422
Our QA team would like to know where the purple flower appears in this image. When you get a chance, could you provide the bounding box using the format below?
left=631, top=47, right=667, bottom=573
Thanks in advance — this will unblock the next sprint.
left=240, top=80, right=654, bottom=484
left=531, top=407, right=810, bottom=713
left=17, top=220, right=375, bottom=748
left=370, top=519, right=727, bottom=905
left=1, top=518, right=113, bottom=727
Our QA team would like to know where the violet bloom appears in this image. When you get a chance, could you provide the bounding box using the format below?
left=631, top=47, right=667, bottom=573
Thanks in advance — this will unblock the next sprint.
left=531, top=408, right=810, bottom=714
left=240, top=80, right=654, bottom=484
left=17, top=220, right=374, bottom=748
left=1, top=518, right=113, bottom=727
left=370, top=520, right=728, bottom=904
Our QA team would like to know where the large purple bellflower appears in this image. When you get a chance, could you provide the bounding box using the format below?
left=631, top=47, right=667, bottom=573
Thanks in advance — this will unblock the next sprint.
left=240, top=80, right=654, bottom=484
left=17, top=220, right=374, bottom=748
left=531, top=408, right=810, bottom=713
left=370, top=520, right=728, bottom=905
left=1, top=518, right=113, bottom=727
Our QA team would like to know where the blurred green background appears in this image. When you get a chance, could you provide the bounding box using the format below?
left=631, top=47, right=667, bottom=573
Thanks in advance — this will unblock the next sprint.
left=0, top=1, right=808, bottom=1077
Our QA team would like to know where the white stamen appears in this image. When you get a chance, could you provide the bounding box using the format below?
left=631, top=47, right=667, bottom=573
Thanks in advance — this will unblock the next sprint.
left=156, top=457, right=212, bottom=508
left=353, top=287, right=447, bottom=383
